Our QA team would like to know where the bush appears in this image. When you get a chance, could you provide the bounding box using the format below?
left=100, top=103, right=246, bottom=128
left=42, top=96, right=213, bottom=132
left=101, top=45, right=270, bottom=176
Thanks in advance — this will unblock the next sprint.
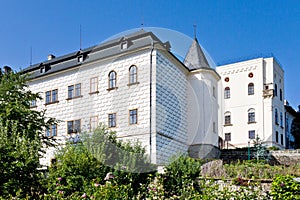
left=271, top=175, right=300, bottom=200
left=162, top=155, right=203, bottom=197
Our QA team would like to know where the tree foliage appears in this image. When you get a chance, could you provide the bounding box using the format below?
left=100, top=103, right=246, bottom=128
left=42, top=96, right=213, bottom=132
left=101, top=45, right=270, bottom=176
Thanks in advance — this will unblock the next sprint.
left=291, top=110, right=300, bottom=149
left=0, top=69, right=55, bottom=198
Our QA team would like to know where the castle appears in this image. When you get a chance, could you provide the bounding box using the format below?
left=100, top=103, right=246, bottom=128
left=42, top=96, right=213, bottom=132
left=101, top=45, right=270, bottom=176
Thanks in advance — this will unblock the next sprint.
left=23, top=29, right=295, bottom=166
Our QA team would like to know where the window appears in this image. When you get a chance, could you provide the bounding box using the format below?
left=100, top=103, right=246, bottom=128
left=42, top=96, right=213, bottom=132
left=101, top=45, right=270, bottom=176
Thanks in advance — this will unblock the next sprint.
left=46, top=91, right=51, bottom=104
left=224, top=112, right=231, bottom=125
left=45, top=89, right=58, bottom=105
left=129, top=65, right=138, bottom=84
left=213, top=122, right=216, bottom=133
left=90, top=77, right=98, bottom=94
left=280, top=112, right=283, bottom=127
left=225, top=133, right=231, bottom=141
left=108, top=71, right=117, bottom=90
left=108, top=113, right=116, bottom=128
left=129, top=109, right=138, bottom=124
left=30, top=99, right=37, bottom=107
left=280, top=134, right=284, bottom=145
left=276, top=131, right=279, bottom=143
left=224, top=87, right=230, bottom=99
left=224, top=77, right=229, bottom=82
left=275, top=108, right=279, bottom=125
left=249, top=130, right=255, bottom=139
left=213, top=86, right=216, bottom=98
left=90, top=116, right=98, bottom=131
left=248, top=108, right=255, bottom=123
left=274, top=84, right=278, bottom=96
left=67, top=120, right=81, bottom=134
left=46, top=124, right=57, bottom=137
left=248, top=83, right=254, bottom=95
left=68, top=84, right=81, bottom=99
left=280, top=89, right=283, bottom=101
left=121, top=41, right=128, bottom=50
left=248, top=72, right=253, bottom=78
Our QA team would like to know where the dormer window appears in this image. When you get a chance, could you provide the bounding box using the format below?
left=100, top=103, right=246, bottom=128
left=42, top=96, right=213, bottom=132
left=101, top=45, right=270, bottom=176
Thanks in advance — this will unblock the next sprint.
left=78, top=55, right=84, bottom=63
left=40, top=66, right=45, bottom=73
left=121, top=41, right=128, bottom=50
left=40, top=65, right=51, bottom=73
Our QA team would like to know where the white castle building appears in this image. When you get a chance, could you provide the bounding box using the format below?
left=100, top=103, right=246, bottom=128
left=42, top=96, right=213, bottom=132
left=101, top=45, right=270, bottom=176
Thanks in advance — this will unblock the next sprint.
left=216, top=57, right=286, bottom=149
left=23, top=29, right=289, bottom=165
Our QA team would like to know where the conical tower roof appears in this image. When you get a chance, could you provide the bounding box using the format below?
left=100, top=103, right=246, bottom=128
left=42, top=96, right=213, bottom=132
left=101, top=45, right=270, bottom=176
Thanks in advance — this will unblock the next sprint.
left=184, top=38, right=210, bottom=70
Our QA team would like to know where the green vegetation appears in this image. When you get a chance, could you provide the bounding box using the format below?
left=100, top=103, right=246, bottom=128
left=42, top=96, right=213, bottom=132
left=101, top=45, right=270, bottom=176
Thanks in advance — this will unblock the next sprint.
left=0, top=70, right=299, bottom=199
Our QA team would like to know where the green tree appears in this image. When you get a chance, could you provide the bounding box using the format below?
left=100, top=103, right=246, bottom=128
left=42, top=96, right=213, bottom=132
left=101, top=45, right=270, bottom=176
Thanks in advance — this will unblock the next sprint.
left=45, top=124, right=155, bottom=198
left=291, top=109, right=300, bottom=149
left=0, top=69, right=56, bottom=198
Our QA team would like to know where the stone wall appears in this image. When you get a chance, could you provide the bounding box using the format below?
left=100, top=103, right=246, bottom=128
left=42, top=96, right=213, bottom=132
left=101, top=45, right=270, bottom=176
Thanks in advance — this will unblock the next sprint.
left=220, top=148, right=300, bottom=166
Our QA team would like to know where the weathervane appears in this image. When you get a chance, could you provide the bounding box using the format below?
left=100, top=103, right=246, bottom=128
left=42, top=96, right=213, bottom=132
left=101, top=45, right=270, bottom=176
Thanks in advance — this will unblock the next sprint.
left=193, top=24, right=197, bottom=39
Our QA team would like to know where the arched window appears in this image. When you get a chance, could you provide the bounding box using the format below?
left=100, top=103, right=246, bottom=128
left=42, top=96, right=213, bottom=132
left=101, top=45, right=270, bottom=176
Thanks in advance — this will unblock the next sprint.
left=224, top=111, right=231, bottom=125
left=275, top=108, right=278, bottom=125
left=248, top=83, right=254, bottom=95
left=224, top=87, right=230, bottom=99
left=108, top=71, right=117, bottom=89
left=280, top=112, right=283, bottom=127
left=248, top=108, right=255, bottom=123
left=280, top=89, right=283, bottom=101
left=274, top=84, right=278, bottom=96
left=129, top=65, right=137, bottom=84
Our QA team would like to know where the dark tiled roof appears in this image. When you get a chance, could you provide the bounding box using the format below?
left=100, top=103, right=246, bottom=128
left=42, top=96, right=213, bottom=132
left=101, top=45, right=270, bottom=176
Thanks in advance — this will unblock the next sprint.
left=183, top=38, right=210, bottom=70
left=22, top=30, right=165, bottom=79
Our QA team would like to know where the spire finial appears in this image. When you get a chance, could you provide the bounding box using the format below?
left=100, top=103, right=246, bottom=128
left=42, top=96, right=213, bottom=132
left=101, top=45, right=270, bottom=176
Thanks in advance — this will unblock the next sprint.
left=193, top=24, right=197, bottom=39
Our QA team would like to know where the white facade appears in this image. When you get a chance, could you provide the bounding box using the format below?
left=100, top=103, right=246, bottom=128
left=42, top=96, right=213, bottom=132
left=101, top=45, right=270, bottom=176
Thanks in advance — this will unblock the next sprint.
left=216, top=57, right=286, bottom=149
left=25, top=30, right=292, bottom=166
left=25, top=31, right=220, bottom=166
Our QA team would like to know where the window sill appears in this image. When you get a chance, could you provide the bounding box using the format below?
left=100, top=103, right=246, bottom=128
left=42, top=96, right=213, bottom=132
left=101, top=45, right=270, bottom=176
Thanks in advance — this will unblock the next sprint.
left=30, top=106, right=37, bottom=108
left=224, top=124, right=233, bottom=127
left=127, top=82, right=140, bottom=86
left=248, top=121, right=256, bottom=124
left=107, top=87, right=118, bottom=91
left=44, top=101, right=59, bottom=106
left=89, top=91, right=99, bottom=95
left=66, top=95, right=83, bottom=100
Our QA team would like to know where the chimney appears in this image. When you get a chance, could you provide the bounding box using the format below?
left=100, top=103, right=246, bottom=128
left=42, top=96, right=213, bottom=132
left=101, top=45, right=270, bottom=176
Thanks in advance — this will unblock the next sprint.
left=3, top=66, right=12, bottom=74
left=48, top=54, right=55, bottom=61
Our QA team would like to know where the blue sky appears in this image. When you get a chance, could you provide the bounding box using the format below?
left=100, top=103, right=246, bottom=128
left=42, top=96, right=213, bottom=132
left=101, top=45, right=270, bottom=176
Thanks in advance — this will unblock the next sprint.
left=0, top=0, right=299, bottom=108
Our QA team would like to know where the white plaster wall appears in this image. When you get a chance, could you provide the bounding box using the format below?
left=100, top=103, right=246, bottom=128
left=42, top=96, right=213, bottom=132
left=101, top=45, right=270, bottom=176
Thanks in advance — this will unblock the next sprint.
left=28, top=49, right=154, bottom=165
left=217, top=58, right=285, bottom=148
left=187, top=70, right=219, bottom=147
left=154, top=51, right=188, bottom=165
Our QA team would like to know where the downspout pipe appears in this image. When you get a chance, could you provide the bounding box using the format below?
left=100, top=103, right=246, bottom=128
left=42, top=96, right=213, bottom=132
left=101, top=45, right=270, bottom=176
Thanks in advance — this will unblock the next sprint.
left=149, top=41, right=154, bottom=163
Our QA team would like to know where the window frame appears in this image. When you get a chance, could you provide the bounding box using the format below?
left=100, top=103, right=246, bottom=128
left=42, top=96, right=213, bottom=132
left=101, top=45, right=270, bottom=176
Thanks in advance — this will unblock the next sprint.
left=224, top=112, right=231, bottom=126
left=249, top=130, right=255, bottom=139
left=275, top=108, right=279, bottom=125
left=248, top=108, right=256, bottom=123
left=248, top=83, right=254, bottom=95
left=224, top=87, right=230, bottom=99
left=89, top=77, right=99, bottom=94
left=129, top=109, right=138, bottom=125
left=108, top=113, right=117, bottom=128
left=90, top=116, right=98, bottom=131
left=67, top=119, right=81, bottom=134
left=128, top=65, right=139, bottom=86
left=45, top=89, right=59, bottom=105
left=225, top=133, right=231, bottom=141
left=108, top=71, right=117, bottom=90
left=46, top=124, right=57, bottom=137
left=67, top=84, right=82, bottom=100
